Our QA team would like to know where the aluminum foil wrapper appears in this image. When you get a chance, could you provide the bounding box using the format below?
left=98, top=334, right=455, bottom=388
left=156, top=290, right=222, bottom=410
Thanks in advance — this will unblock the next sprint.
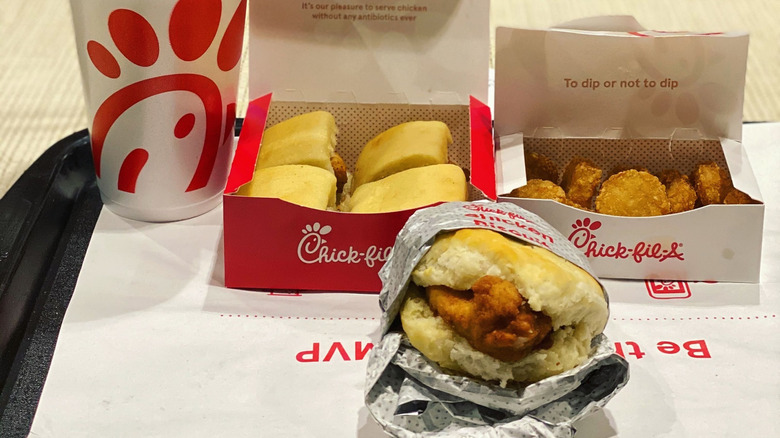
left=364, top=201, right=629, bottom=437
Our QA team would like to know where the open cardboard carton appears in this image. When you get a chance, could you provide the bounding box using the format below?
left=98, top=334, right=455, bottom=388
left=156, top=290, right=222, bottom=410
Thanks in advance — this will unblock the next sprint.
left=222, top=0, right=493, bottom=292
left=494, top=17, right=764, bottom=283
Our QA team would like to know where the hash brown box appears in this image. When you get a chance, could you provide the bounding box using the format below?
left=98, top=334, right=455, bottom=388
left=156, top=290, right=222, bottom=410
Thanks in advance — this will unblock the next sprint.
left=493, top=17, right=763, bottom=283
left=222, top=0, right=494, bottom=292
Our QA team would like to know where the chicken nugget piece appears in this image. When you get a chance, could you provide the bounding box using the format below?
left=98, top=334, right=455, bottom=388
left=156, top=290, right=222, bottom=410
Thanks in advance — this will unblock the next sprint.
left=507, top=179, right=567, bottom=203
left=426, top=275, right=552, bottom=363
left=330, top=152, right=349, bottom=193
left=595, top=170, right=670, bottom=216
left=560, top=157, right=603, bottom=209
left=723, top=188, right=758, bottom=205
left=691, top=162, right=731, bottom=206
left=524, top=151, right=559, bottom=183
left=661, top=172, right=697, bottom=213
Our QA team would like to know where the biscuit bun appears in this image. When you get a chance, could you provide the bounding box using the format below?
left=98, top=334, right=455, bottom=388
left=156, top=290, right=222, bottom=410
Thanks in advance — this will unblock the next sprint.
left=402, top=228, right=608, bottom=385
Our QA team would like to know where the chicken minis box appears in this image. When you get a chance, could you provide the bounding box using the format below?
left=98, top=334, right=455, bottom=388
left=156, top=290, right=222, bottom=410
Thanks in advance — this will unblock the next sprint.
left=494, top=17, right=763, bottom=282
left=222, top=0, right=493, bottom=292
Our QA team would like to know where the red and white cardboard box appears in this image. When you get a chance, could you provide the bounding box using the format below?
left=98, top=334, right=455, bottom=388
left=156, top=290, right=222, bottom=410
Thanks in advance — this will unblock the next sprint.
left=222, top=0, right=493, bottom=292
left=494, top=17, right=764, bottom=282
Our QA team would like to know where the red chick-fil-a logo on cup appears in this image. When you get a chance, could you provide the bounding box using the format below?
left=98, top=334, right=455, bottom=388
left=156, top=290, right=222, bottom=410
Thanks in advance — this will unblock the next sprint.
left=568, top=218, right=685, bottom=263
left=297, top=223, right=392, bottom=267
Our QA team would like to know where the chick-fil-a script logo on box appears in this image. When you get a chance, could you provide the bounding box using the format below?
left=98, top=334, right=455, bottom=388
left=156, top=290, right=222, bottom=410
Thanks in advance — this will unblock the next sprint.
left=297, top=222, right=393, bottom=267
left=568, top=218, right=685, bottom=263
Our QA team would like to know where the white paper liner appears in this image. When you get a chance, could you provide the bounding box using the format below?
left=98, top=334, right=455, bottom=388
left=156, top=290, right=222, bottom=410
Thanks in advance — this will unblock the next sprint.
left=364, top=201, right=629, bottom=437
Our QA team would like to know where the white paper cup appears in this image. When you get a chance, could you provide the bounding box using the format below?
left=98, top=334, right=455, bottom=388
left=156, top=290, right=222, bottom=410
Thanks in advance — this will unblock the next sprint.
left=70, top=0, right=246, bottom=221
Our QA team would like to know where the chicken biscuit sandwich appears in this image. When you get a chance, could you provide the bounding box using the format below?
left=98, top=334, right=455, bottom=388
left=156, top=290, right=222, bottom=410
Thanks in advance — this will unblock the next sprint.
left=400, top=228, right=608, bottom=386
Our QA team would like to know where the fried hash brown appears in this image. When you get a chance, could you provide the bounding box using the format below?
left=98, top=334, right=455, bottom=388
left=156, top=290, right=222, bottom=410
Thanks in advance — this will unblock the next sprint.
left=507, top=179, right=567, bottom=203
left=561, top=197, right=593, bottom=211
left=658, top=169, right=697, bottom=213
left=595, top=170, right=670, bottom=216
left=608, top=164, right=649, bottom=178
left=560, top=157, right=603, bottom=209
left=524, top=151, right=559, bottom=183
left=691, top=162, right=731, bottom=206
left=658, top=169, right=682, bottom=186
left=425, top=275, right=553, bottom=363
left=506, top=153, right=753, bottom=215
left=723, top=188, right=757, bottom=205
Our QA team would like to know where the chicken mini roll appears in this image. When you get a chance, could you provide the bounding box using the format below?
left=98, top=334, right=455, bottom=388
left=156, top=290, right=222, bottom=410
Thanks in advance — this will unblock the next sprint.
left=352, top=120, right=452, bottom=192
left=401, top=228, right=608, bottom=386
left=235, top=164, right=336, bottom=210
left=342, top=163, right=467, bottom=213
left=255, top=110, right=339, bottom=174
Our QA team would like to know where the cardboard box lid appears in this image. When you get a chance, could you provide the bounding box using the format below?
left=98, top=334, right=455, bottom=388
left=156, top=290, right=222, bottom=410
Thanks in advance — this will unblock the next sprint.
left=248, top=0, right=489, bottom=106
left=494, top=16, right=749, bottom=141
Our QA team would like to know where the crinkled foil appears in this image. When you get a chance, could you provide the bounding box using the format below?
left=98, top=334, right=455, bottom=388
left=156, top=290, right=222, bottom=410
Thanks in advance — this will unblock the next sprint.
left=365, top=201, right=629, bottom=437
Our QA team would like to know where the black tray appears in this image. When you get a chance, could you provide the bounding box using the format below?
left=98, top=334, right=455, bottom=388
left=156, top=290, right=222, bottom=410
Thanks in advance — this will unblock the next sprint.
left=0, top=121, right=242, bottom=436
left=0, top=129, right=101, bottom=435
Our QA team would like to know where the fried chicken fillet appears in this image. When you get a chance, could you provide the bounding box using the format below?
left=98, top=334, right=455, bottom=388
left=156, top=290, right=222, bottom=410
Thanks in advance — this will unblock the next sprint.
left=426, top=276, right=553, bottom=363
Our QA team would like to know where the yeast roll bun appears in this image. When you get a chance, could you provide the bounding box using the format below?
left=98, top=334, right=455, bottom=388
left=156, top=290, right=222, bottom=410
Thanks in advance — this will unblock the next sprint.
left=236, top=164, right=336, bottom=210
left=352, top=120, right=451, bottom=191
left=254, top=111, right=338, bottom=173
left=343, top=163, right=467, bottom=213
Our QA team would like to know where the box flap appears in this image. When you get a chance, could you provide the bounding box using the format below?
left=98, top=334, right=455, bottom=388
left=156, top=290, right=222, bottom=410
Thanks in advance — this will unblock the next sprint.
left=469, top=96, right=496, bottom=199
left=248, top=0, right=489, bottom=105
left=494, top=17, right=749, bottom=140
left=552, top=15, right=645, bottom=32
left=721, top=138, right=764, bottom=202
left=224, top=94, right=271, bottom=194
